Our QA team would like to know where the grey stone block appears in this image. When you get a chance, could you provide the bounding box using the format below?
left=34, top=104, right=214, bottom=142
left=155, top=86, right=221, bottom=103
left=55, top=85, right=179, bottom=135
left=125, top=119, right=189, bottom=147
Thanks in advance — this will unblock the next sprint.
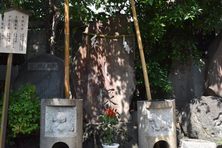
left=137, top=100, right=177, bottom=148
left=180, top=139, right=216, bottom=148
left=40, top=98, right=83, bottom=148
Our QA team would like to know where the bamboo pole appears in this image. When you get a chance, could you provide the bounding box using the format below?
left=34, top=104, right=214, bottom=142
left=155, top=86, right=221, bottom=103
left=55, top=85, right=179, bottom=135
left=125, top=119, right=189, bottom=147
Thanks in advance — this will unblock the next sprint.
left=0, top=53, right=13, bottom=148
left=64, top=0, right=70, bottom=98
left=130, top=0, right=152, bottom=101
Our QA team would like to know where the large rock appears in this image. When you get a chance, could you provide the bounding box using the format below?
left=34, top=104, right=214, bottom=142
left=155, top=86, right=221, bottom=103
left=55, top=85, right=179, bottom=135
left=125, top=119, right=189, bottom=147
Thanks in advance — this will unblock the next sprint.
left=13, top=54, right=64, bottom=99
left=180, top=96, right=222, bottom=143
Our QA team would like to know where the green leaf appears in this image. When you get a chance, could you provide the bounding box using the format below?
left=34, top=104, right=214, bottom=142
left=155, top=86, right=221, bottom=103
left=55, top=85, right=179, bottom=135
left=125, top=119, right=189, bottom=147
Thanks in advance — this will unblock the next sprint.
left=148, top=0, right=154, bottom=6
left=0, top=84, right=40, bottom=139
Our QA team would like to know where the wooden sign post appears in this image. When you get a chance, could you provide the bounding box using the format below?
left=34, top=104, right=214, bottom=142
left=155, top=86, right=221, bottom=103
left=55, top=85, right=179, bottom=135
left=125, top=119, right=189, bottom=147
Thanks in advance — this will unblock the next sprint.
left=0, top=9, right=29, bottom=147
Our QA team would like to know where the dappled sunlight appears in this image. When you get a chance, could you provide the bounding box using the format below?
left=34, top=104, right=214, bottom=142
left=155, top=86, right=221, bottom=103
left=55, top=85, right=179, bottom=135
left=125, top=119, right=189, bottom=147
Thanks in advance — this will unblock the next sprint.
left=179, top=96, right=222, bottom=143
left=71, top=14, right=136, bottom=123
left=70, top=14, right=139, bottom=148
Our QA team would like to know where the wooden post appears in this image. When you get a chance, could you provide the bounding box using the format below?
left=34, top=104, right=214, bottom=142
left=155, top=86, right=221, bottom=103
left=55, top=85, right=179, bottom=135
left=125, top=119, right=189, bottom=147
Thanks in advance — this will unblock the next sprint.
left=0, top=8, right=29, bottom=147
left=64, top=0, right=70, bottom=98
left=130, top=0, right=152, bottom=101
left=0, top=53, right=13, bottom=148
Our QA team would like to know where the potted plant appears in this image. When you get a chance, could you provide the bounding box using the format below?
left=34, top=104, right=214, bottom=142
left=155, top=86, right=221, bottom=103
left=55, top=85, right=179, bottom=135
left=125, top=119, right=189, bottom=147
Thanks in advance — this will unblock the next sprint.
left=84, top=105, right=127, bottom=148
left=98, top=107, right=120, bottom=148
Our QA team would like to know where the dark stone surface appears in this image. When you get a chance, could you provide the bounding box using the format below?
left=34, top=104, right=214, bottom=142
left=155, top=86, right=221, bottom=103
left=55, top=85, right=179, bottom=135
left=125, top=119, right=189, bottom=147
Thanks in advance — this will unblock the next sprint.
left=27, top=30, right=48, bottom=59
left=13, top=54, right=64, bottom=99
left=0, top=65, right=20, bottom=81
left=52, top=142, right=69, bottom=148
left=205, top=33, right=222, bottom=97
left=169, top=59, right=205, bottom=110
left=180, top=96, right=222, bottom=143
left=7, top=134, right=39, bottom=148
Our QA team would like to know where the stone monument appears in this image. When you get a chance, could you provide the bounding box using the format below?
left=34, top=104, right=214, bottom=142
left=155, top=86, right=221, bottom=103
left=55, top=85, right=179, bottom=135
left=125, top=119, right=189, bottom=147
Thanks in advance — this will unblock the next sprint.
left=13, top=54, right=64, bottom=98
left=73, top=15, right=135, bottom=122
left=137, top=99, right=177, bottom=148
left=40, top=98, right=83, bottom=148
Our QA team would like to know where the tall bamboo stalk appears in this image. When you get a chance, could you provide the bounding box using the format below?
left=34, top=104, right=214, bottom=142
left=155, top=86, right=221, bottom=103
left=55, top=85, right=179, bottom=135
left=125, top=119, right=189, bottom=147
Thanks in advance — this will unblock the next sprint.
left=64, top=0, right=70, bottom=98
left=130, top=0, right=152, bottom=101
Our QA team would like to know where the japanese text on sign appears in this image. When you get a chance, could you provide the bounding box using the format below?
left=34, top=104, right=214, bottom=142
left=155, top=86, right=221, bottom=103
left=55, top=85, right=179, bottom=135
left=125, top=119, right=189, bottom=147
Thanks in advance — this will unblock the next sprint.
left=0, top=9, right=29, bottom=54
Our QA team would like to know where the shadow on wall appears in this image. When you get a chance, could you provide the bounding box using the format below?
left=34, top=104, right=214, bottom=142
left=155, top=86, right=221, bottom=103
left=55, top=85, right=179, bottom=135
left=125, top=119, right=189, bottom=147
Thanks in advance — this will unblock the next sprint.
left=71, top=14, right=138, bottom=148
left=71, top=14, right=136, bottom=123
left=205, top=33, right=222, bottom=97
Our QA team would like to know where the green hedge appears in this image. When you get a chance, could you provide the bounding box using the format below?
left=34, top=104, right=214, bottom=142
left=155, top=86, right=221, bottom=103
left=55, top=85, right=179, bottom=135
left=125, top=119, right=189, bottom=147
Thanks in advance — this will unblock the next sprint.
left=0, top=84, right=40, bottom=138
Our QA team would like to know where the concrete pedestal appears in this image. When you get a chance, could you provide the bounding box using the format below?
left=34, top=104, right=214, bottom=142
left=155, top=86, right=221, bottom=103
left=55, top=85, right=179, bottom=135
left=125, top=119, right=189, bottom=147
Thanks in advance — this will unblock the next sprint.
left=40, top=99, right=83, bottom=148
left=137, top=100, right=177, bottom=148
left=180, top=139, right=216, bottom=148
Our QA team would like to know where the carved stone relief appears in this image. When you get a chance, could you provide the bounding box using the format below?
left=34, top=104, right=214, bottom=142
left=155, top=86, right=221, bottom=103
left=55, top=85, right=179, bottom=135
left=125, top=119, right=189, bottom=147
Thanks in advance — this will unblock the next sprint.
left=45, top=106, right=77, bottom=137
left=146, top=108, right=173, bottom=136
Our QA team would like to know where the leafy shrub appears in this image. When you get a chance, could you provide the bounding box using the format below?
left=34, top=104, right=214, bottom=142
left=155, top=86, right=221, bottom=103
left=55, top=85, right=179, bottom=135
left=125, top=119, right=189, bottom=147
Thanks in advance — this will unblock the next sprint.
left=0, top=84, right=40, bottom=138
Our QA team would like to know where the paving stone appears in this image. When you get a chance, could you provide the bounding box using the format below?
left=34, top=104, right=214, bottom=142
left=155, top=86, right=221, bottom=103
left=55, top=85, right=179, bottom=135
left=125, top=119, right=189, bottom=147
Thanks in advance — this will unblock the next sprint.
left=180, top=139, right=216, bottom=148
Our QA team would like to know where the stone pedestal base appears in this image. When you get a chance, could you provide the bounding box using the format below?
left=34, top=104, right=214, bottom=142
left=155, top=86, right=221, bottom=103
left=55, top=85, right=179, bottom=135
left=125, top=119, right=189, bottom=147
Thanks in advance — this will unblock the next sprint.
left=40, top=99, right=83, bottom=148
left=137, top=100, right=177, bottom=148
left=180, top=139, right=216, bottom=148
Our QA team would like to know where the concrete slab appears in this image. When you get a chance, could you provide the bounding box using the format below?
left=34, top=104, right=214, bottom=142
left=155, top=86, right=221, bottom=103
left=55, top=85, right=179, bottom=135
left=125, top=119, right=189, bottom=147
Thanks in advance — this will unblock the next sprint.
left=180, top=139, right=216, bottom=148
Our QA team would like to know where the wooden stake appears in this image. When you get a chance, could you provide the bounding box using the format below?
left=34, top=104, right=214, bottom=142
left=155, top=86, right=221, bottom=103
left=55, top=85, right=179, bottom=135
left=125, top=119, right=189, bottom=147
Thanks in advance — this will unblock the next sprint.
left=64, top=0, right=70, bottom=98
left=130, top=0, right=152, bottom=101
left=0, top=53, right=13, bottom=148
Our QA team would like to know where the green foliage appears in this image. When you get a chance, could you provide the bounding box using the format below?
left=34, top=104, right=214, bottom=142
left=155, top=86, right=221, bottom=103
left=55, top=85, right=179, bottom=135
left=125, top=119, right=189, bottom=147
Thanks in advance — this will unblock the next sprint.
left=0, top=84, right=40, bottom=138
left=98, top=107, right=119, bottom=145
left=148, top=62, right=172, bottom=94
left=3, top=0, right=47, bottom=20
left=135, top=59, right=172, bottom=98
left=134, top=0, right=222, bottom=97
left=82, top=0, right=221, bottom=98
left=4, top=0, right=222, bottom=98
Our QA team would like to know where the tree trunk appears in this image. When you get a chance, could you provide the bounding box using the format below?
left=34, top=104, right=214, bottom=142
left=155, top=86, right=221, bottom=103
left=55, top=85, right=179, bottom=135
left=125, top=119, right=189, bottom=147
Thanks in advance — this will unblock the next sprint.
left=44, top=0, right=51, bottom=54
left=45, top=0, right=60, bottom=55
left=49, top=0, right=60, bottom=55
